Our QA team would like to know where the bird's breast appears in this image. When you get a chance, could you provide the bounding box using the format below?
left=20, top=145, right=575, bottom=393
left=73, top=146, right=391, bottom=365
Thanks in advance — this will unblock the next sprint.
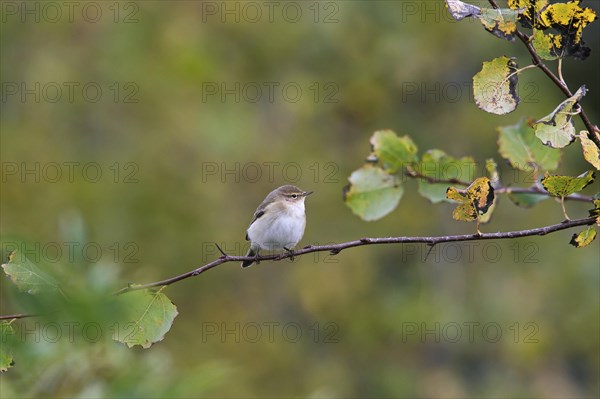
left=247, top=201, right=306, bottom=250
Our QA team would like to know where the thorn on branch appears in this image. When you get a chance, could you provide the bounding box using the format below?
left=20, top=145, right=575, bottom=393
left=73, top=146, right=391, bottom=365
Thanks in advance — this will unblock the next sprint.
left=214, top=243, right=228, bottom=257
left=424, top=244, right=437, bottom=261
left=330, top=248, right=341, bottom=255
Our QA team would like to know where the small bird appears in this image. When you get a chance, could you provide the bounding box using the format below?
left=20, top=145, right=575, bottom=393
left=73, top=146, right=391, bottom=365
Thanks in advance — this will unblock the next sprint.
left=242, top=185, right=313, bottom=268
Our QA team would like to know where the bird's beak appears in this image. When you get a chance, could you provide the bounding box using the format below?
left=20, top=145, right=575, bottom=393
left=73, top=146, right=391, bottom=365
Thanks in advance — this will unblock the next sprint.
left=303, top=191, right=314, bottom=197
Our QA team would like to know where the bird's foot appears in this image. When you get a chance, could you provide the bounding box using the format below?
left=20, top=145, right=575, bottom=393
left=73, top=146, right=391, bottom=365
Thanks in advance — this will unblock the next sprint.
left=283, top=246, right=295, bottom=262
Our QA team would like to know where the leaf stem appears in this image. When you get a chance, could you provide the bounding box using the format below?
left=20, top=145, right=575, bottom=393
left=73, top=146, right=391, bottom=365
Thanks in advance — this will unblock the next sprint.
left=560, top=196, right=570, bottom=221
left=505, top=64, right=537, bottom=81
left=489, top=64, right=536, bottom=104
left=557, top=58, right=566, bottom=87
left=405, top=169, right=471, bottom=186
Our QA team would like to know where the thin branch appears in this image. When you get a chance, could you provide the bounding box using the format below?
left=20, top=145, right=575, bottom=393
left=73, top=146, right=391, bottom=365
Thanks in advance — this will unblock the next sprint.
left=405, top=169, right=471, bottom=186
left=114, top=216, right=597, bottom=295
left=487, top=0, right=600, bottom=146
left=487, top=0, right=501, bottom=9
left=494, top=186, right=592, bottom=202
left=0, top=313, right=38, bottom=321
left=405, top=171, right=593, bottom=202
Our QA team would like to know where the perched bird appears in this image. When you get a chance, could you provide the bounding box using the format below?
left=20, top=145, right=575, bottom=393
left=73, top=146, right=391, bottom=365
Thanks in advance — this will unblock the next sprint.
left=242, top=185, right=313, bottom=267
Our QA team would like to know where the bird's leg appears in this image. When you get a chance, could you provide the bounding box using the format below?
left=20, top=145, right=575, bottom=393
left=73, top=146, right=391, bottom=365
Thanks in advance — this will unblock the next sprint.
left=254, top=249, right=261, bottom=265
left=283, top=246, right=295, bottom=261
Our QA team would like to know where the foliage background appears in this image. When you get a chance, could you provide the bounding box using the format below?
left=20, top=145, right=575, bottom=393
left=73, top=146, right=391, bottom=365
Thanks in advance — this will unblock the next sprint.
left=1, top=1, right=599, bottom=397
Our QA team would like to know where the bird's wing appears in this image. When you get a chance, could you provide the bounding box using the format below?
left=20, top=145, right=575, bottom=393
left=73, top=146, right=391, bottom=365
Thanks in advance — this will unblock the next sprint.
left=245, top=191, right=278, bottom=241
left=245, top=210, right=265, bottom=241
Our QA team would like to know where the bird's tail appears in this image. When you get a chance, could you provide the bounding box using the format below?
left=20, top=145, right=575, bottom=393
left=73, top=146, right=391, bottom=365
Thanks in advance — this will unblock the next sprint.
left=241, top=247, right=256, bottom=268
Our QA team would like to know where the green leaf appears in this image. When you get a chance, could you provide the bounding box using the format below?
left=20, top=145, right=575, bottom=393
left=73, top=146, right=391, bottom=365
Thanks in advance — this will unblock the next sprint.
left=1, top=250, right=60, bottom=295
left=112, top=288, right=179, bottom=349
left=416, top=150, right=476, bottom=203
left=590, top=196, right=600, bottom=226
left=343, top=165, right=403, bottom=221
left=497, top=119, right=560, bottom=172
left=446, top=177, right=495, bottom=222
left=445, top=0, right=522, bottom=41
left=478, top=8, right=522, bottom=41
left=534, top=86, right=587, bottom=148
left=473, top=56, right=520, bottom=115
left=0, top=321, right=15, bottom=372
left=531, top=29, right=563, bottom=61
left=369, top=130, right=418, bottom=174
left=541, top=170, right=595, bottom=197
left=570, top=226, right=596, bottom=248
left=590, top=196, right=600, bottom=218
left=508, top=192, right=548, bottom=208
left=578, top=131, right=600, bottom=170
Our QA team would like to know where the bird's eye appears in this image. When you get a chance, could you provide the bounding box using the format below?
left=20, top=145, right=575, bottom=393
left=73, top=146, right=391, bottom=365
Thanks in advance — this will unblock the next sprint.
left=291, top=194, right=298, bottom=199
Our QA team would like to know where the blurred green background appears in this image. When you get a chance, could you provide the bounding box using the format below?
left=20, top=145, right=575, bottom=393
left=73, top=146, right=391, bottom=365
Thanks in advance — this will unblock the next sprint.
left=1, top=1, right=599, bottom=397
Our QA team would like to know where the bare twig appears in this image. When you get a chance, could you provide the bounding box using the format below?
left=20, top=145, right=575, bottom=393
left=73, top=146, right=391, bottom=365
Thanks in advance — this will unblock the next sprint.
left=405, top=169, right=471, bottom=187
left=493, top=186, right=592, bottom=202
left=114, top=217, right=597, bottom=295
left=0, top=313, right=38, bottom=321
